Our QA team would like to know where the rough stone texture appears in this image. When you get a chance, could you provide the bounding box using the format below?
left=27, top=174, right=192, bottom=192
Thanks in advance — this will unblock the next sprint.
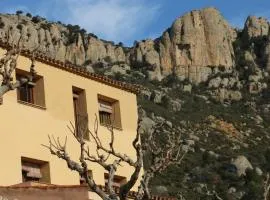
left=0, top=14, right=127, bottom=66
left=231, top=156, right=253, bottom=177
left=130, top=39, right=162, bottom=80
left=208, top=77, right=222, bottom=88
left=265, top=33, right=270, bottom=71
left=138, top=116, right=155, bottom=135
left=211, top=89, right=242, bottom=102
left=151, top=90, right=165, bottom=104
left=170, top=7, right=236, bottom=75
left=243, top=16, right=269, bottom=39
left=169, top=99, right=182, bottom=112
left=0, top=184, right=89, bottom=200
left=1, top=8, right=269, bottom=83
left=130, top=7, right=236, bottom=82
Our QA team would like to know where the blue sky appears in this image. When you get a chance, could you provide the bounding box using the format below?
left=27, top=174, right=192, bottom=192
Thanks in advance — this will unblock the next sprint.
left=0, top=0, right=269, bottom=46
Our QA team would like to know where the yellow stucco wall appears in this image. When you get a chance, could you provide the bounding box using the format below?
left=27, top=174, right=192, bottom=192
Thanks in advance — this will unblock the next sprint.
left=0, top=48, right=139, bottom=191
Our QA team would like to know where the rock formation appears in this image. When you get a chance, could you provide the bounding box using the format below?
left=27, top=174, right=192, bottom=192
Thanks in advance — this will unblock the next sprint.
left=243, top=16, right=269, bottom=39
left=130, top=7, right=237, bottom=82
left=0, top=7, right=269, bottom=83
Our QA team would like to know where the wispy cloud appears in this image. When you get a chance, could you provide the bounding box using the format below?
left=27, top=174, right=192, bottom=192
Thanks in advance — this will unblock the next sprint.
left=48, top=0, right=160, bottom=45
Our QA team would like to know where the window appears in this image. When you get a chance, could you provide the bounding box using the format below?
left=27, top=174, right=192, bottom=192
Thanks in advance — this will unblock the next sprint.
left=16, top=69, right=46, bottom=107
left=80, top=170, right=93, bottom=185
left=104, top=173, right=127, bottom=188
left=72, top=86, right=89, bottom=140
left=21, top=157, right=50, bottom=183
left=98, top=95, right=122, bottom=129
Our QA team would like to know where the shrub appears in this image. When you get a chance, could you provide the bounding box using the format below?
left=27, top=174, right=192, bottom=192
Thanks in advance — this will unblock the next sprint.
left=32, top=15, right=42, bottom=23
left=88, top=33, right=98, bottom=39
left=117, top=42, right=123, bottom=47
left=40, top=23, right=51, bottom=30
left=104, top=56, right=112, bottom=63
left=16, top=10, right=23, bottom=15
left=26, top=13, right=32, bottom=18
left=16, top=24, right=23, bottom=30
left=0, top=21, right=5, bottom=29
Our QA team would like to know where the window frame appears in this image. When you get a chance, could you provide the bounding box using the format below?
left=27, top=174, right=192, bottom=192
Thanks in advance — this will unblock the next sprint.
left=72, top=86, right=89, bottom=140
left=21, top=157, right=51, bottom=184
left=16, top=69, right=46, bottom=109
left=98, top=94, right=122, bottom=130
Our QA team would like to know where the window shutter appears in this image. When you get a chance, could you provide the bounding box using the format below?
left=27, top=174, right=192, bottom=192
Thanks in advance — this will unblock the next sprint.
left=112, top=101, right=122, bottom=129
left=33, top=77, right=45, bottom=107
left=99, top=101, right=113, bottom=113
left=22, top=164, right=42, bottom=179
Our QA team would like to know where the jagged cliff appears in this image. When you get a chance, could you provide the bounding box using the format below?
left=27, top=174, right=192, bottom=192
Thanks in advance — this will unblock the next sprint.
left=0, top=7, right=269, bottom=83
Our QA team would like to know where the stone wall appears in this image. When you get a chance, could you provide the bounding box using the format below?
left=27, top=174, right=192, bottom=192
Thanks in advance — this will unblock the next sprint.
left=0, top=185, right=89, bottom=200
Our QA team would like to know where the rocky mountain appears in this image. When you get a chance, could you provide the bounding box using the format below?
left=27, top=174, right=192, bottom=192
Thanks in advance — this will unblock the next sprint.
left=2, top=7, right=270, bottom=200
left=1, top=7, right=269, bottom=83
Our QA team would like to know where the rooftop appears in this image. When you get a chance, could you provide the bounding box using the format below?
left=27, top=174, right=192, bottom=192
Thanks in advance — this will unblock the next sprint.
left=0, top=40, right=141, bottom=94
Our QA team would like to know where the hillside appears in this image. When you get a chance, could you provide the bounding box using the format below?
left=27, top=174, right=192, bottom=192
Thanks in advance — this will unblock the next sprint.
left=1, top=7, right=270, bottom=199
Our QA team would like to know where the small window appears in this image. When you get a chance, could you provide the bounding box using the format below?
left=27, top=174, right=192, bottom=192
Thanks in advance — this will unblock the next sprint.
left=80, top=170, right=93, bottom=185
left=104, top=173, right=127, bottom=188
left=98, top=95, right=122, bottom=129
left=16, top=69, right=46, bottom=107
left=72, top=86, right=89, bottom=140
left=21, top=157, right=50, bottom=183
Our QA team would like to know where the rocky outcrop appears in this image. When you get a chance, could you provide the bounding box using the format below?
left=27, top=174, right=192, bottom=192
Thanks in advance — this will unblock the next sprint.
left=0, top=14, right=127, bottom=66
left=0, top=8, right=270, bottom=83
left=243, top=16, right=269, bottom=39
left=131, top=7, right=236, bottom=82
left=241, top=16, right=270, bottom=71
left=264, top=33, right=270, bottom=71
left=231, top=156, right=253, bottom=177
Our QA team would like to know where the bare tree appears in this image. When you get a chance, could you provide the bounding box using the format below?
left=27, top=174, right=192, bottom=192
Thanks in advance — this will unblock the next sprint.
left=43, top=113, right=187, bottom=200
left=0, top=43, right=36, bottom=98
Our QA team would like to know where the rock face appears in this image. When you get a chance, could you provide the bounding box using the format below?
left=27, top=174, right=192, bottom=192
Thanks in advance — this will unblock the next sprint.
left=231, top=156, right=253, bottom=177
left=0, top=8, right=270, bottom=83
left=0, top=14, right=127, bottom=66
left=241, top=16, right=270, bottom=71
left=264, top=33, right=270, bottom=71
left=243, top=16, right=269, bottom=39
left=131, top=7, right=236, bottom=82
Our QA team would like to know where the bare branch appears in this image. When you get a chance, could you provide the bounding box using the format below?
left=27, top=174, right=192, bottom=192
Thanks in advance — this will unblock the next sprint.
left=0, top=42, right=37, bottom=98
left=42, top=135, right=110, bottom=200
left=264, top=173, right=270, bottom=200
left=45, top=112, right=187, bottom=200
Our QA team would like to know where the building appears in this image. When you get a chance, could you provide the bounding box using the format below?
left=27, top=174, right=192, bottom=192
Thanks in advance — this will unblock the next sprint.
left=0, top=44, right=140, bottom=199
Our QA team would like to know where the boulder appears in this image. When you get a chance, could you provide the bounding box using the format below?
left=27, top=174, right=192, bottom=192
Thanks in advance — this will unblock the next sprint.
left=231, top=156, right=253, bottom=176
left=151, top=90, right=164, bottom=104
left=169, top=99, right=182, bottom=112
left=208, top=77, right=222, bottom=88
left=138, top=117, right=155, bottom=135
left=183, top=84, right=192, bottom=93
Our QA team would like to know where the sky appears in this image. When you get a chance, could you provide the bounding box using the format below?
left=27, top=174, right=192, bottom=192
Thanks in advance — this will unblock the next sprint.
left=0, top=0, right=269, bottom=46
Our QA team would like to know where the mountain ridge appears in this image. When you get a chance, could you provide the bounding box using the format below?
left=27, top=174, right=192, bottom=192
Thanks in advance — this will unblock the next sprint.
left=0, top=7, right=269, bottom=83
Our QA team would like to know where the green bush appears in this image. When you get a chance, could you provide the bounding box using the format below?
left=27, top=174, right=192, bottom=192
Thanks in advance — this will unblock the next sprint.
left=16, top=10, right=23, bottom=15
left=26, top=13, right=32, bottom=18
